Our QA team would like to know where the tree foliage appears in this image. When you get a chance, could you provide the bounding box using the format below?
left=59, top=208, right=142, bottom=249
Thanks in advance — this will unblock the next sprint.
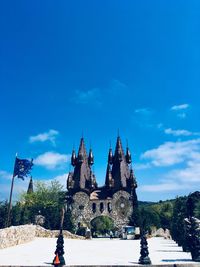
left=0, top=180, right=75, bottom=232
left=91, top=216, right=114, bottom=235
left=0, top=201, right=8, bottom=228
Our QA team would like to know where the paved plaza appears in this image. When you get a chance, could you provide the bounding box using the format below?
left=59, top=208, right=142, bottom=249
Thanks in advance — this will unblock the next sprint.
left=0, top=237, right=197, bottom=266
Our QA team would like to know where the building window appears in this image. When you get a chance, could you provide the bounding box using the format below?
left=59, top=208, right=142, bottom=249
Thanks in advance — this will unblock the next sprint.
left=108, top=202, right=112, bottom=213
left=100, top=202, right=104, bottom=213
left=92, top=203, right=96, bottom=213
left=79, top=205, right=84, bottom=210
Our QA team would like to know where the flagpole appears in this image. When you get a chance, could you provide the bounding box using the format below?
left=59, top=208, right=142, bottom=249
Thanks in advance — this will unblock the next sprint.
left=6, top=156, right=17, bottom=227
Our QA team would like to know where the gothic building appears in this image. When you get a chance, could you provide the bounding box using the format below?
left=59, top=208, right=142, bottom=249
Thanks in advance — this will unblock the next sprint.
left=67, top=136, right=138, bottom=230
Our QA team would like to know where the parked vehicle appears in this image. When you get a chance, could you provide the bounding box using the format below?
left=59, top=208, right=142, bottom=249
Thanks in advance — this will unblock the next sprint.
left=121, top=226, right=140, bottom=239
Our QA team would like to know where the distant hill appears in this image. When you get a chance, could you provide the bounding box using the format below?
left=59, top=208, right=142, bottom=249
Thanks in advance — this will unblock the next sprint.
left=135, top=193, right=200, bottom=232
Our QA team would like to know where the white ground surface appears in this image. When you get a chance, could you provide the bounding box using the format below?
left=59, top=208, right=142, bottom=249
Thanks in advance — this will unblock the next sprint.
left=0, top=237, right=196, bottom=266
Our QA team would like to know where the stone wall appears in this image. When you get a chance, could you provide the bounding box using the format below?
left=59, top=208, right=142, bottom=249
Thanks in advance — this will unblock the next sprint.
left=35, top=225, right=84, bottom=239
left=0, top=225, right=36, bottom=249
left=71, top=190, right=133, bottom=230
left=0, top=225, right=84, bottom=249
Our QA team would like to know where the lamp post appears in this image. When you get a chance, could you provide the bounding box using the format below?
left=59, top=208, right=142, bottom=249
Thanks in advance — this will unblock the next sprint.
left=138, top=230, right=151, bottom=265
left=138, top=215, right=151, bottom=265
left=53, top=207, right=66, bottom=267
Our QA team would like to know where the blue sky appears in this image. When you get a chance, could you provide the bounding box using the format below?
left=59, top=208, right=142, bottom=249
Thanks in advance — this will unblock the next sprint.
left=0, top=1, right=200, bottom=202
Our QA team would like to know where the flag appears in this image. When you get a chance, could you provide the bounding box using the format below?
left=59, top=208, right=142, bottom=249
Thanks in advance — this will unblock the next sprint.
left=13, top=157, right=33, bottom=180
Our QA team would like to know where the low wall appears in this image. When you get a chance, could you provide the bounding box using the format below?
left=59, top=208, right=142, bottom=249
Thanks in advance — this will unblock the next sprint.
left=35, top=225, right=84, bottom=239
left=0, top=225, right=36, bottom=249
left=0, top=225, right=84, bottom=249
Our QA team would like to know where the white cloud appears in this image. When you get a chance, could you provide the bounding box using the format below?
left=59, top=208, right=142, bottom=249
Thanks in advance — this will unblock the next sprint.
left=72, top=88, right=101, bottom=105
left=140, top=160, right=200, bottom=193
left=71, top=80, right=128, bottom=107
left=141, top=139, right=200, bottom=166
left=170, top=104, right=189, bottom=119
left=140, top=183, right=185, bottom=192
left=134, top=163, right=151, bottom=170
left=0, top=170, right=12, bottom=180
left=167, top=160, right=200, bottom=183
left=29, top=129, right=59, bottom=145
left=141, top=139, right=200, bottom=167
left=34, top=152, right=70, bottom=170
left=0, top=178, right=30, bottom=201
left=171, top=104, right=189, bottom=111
left=164, top=128, right=200, bottom=137
left=140, top=138, right=200, bottom=193
left=135, top=108, right=152, bottom=115
left=51, top=173, right=68, bottom=188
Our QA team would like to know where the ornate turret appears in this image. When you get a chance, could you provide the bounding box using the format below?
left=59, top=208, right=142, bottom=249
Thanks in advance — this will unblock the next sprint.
left=109, top=136, right=130, bottom=189
left=130, top=168, right=137, bottom=189
left=114, top=136, right=123, bottom=162
left=108, top=148, right=113, bottom=164
left=126, top=146, right=132, bottom=164
left=88, top=148, right=94, bottom=166
left=67, top=138, right=96, bottom=193
left=27, top=176, right=33, bottom=194
left=103, top=136, right=137, bottom=193
left=71, top=149, right=76, bottom=166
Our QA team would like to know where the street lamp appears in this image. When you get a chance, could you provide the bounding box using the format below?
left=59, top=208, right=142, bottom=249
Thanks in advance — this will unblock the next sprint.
left=53, top=207, right=65, bottom=267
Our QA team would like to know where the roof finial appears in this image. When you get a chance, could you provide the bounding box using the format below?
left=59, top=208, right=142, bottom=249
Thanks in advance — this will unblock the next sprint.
left=117, top=128, right=120, bottom=137
left=126, top=139, right=129, bottom=148
left=81, top=130, right=84, bottom=139
left=109, top=140, right=112, bottom=149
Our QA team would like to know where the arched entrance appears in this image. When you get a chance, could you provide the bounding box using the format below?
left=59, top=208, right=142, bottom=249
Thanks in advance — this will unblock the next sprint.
left=90, top=215, right=115, bottom=238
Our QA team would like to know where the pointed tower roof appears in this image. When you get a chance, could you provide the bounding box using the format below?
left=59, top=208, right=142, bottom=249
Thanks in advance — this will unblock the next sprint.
left=114, top=136, right=124, bottom=161
left=77, top=138, right=88, bottom=163
left=27, top=176, right=33, bottom=194
left=111, top=136, right=131, bottom=190
left=71, top=149, right=76, bottom=166
left=67, top=137, right=96, bottom=193
left=88, top=148, right=94, bottom=166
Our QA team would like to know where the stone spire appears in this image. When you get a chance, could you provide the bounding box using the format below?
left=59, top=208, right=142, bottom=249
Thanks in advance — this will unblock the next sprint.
left=108, top=147, right=113, bottom=164
left=77, top=138, right=87, bottom=163
left=71, top=149, right=76, bottom=166
left=88, top=148, right=94, bottom=166
left=126, top=145, right=132, bottom=164
left=105, top=163, right=114, bottom=188
left=67, top=138, right=96, bottom=193
left=111, top=136, right=131, bottom=190
left=27, top=176, right=33, bottom=194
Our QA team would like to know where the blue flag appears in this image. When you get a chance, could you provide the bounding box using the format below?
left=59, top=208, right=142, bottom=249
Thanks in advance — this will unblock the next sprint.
left=14, top=157, right=33, bottom=180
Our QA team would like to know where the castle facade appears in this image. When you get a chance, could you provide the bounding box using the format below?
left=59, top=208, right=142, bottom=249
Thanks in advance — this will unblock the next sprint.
left=67, top=136, right=138, bottom=230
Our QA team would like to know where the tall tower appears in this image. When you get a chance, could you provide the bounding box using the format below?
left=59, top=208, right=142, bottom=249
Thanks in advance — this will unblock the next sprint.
left=67, top=138, right=97, bottom=194
left=27, top=176, right=33, bottom=194
left=105, top=136, right=137, bottom=193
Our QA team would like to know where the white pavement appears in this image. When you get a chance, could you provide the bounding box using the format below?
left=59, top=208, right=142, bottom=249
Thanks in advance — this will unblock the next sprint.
left=0, top=237, right=196, bottom=266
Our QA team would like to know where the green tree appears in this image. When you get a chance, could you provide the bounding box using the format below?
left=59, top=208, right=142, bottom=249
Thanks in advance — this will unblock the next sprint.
left=91, top=216, right=114, bottom=235
left=11, top=202, right=23, bottom=226
left=0, top=201, right=8, bottom=228
left=19, top=181, right=74, bottom=231
left=171, top=196, right=187, bottom=247
left=138, top=207, right=161, bottom=232
left=159, top=202, right=173, bottom=230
